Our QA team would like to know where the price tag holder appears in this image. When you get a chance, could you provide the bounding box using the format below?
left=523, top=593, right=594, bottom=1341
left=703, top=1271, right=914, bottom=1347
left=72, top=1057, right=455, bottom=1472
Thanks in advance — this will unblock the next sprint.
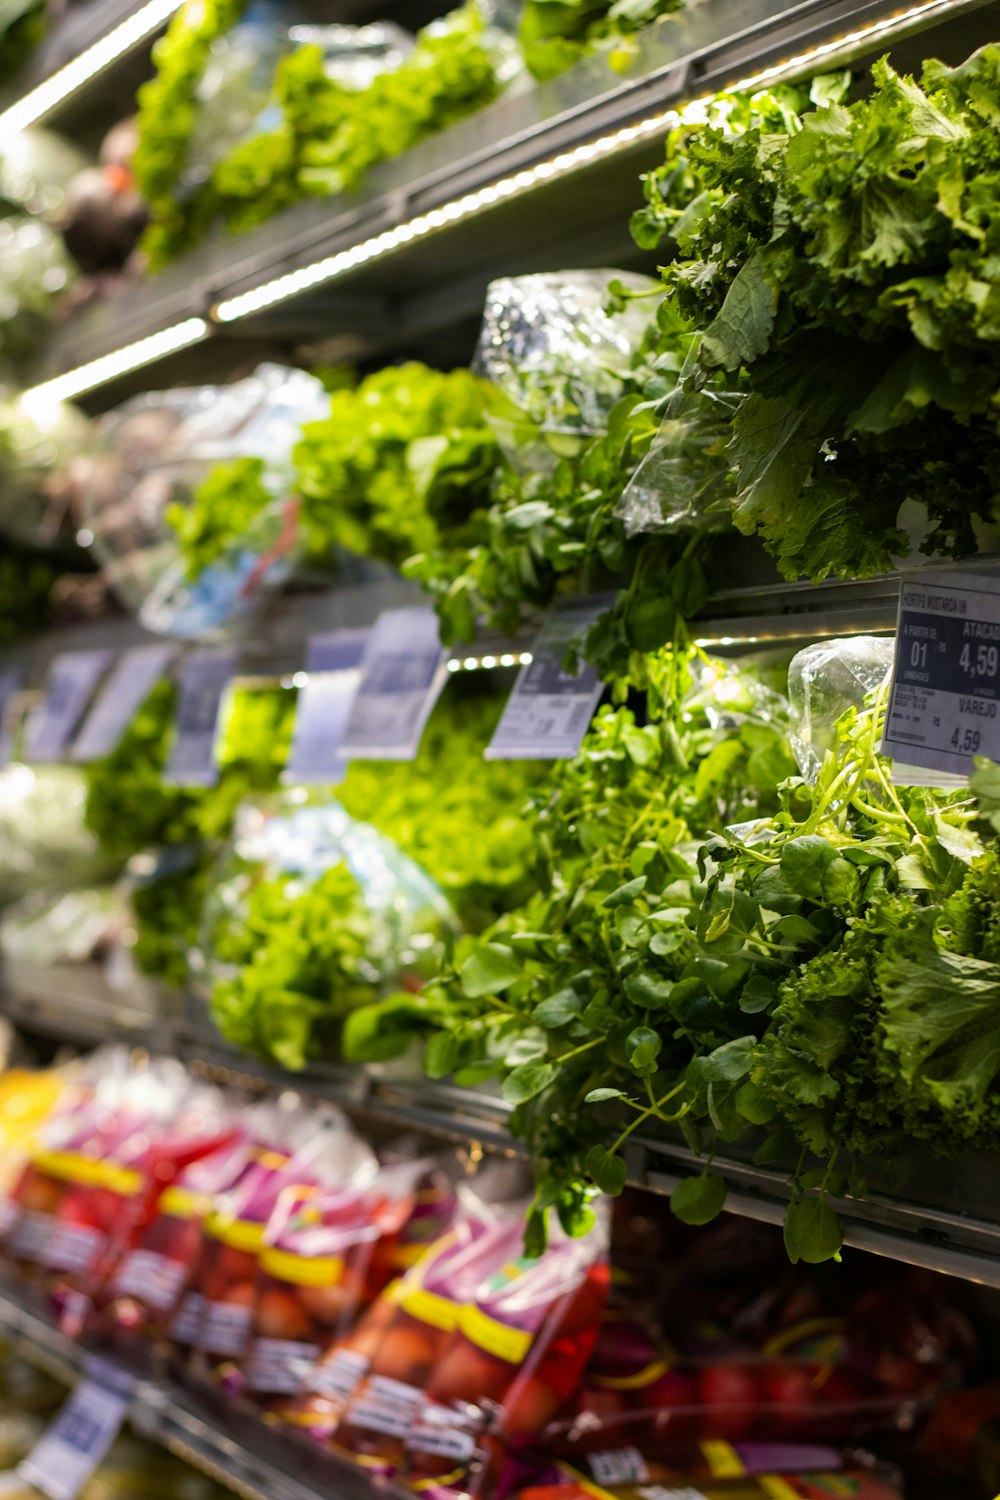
left=71, top=643, right=176, bottom=762
left=19, top=1356, right=135, bottom=1500
left=487, top=604, right=605, bottom=760
left=285, top=629, right=369, bottom=784
left=883, top=567, right=1000, bottom=779
left=164, top=646, right=238, bottom=787
left=340, top=608, right=448, bottom=761
left=22, top=650, right=112, bottom=763
left=0, top=667, right=23, bottom=767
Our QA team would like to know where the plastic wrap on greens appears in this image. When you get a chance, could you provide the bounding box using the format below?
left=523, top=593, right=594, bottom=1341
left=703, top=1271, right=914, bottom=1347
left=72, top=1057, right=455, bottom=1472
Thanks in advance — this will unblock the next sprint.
left=476, top=270, right=658, bottom=471
left=0, top=129, right=88, bottom=219
left=77, top=364, right=328, bottom=638
left=0, top=217, right=74, bottom=373
left=183, top=8, right=296, bottom=191
left=617, top=333, right=742, bottom=536
left=288, top=21, right=413, bottom=88
left=0, top=765, right=117, bottom=902
left=788, top=636, right=894, bottom=783
left=199, top=799, right=457, bottom=1068
left=0, top=394, right=90, bottom=548
left=0, top=884, right=127, bottom=968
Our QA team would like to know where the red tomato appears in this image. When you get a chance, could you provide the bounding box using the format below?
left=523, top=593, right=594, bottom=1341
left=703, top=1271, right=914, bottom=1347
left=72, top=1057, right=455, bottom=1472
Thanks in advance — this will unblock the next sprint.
left=759, top=1363, right=817, bottom=1437
left=430, top=1338, right=509, bottom=1406
left=501, top=1373, right=560, bottom=1439
left=371, top=1325, right=436, bottom=1385
left=697, top=1363, right=760, bottom=1439
left=17, top=1173, right=61, bottom=1214
left=222, top=1279, right=256, bottom=1308
left=299, top=1271, right=363, bottom=1328
left=256, top=1287, right=312, bottom=1340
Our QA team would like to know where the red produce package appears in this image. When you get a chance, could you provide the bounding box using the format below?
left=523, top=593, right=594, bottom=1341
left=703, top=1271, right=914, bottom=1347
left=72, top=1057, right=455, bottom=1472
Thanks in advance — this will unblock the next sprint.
left=512, top=1471, right=902, bottom=1500
left=364, top=1158, right=458, bottom=1298
left=103, top=1117, right=249, bottom=1341
left=2, top=1054, right=232, bottom=1335
left=401, top=1213, right=610, bottom=1500
left=284, top=1179, right=525, bottom=1449
left=189, top=1100, right=375, bottom=1387
left=1, top=1047, right=132, bottom=1269
left=242, top=1158, right=441, bottom=1409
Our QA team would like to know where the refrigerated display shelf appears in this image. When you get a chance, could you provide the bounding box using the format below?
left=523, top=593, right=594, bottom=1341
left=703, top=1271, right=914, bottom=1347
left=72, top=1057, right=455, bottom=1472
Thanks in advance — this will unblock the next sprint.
left=29, top=0, right=999, bottom=408
left=0, top=1283, right=377, bottom=1500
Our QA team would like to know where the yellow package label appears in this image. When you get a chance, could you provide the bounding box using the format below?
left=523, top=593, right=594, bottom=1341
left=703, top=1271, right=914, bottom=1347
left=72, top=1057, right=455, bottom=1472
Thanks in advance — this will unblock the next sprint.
left=205, top=1213, right=265, bottom=1253
left=261, top=1247, right=345, bottom=1287
left=159, top=1185, right=210, bottom=1221
left=459, top=1303, right=532, bottom=1364
left=701, top=1441, right=747, bottom=1478
left=32, top=1149, right=142, bottom=1197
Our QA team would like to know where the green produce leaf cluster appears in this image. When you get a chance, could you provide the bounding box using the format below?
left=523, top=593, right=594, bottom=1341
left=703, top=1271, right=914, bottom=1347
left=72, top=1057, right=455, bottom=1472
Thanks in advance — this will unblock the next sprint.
left=140, top=5, right=502, bottom=266
left=336, top=682, right=549, bottom=929
left=656, top=46, right=1000, bottom=580
left=208, top=861, right=378, bottom=1071
left=83, top=679, right=295, bottom=982
left=294, top=364, right=499, bottom=570
left=166, top=457, right=275, bottom=581
left=345, top=644, right=1000, bottom=1262
left=518, top=0, right=682, bottom=81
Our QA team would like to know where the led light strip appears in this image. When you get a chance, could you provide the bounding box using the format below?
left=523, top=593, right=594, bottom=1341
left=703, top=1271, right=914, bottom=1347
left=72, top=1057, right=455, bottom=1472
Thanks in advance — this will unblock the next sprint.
left=0, top=0, right=183, bottom=140
left=23, top=317, right=208, bottom=405
left=213, top=0, right=956, bottom=327
left=17, top=0, right=966, bottom=400
left=447, top=652, right=533, bottom=673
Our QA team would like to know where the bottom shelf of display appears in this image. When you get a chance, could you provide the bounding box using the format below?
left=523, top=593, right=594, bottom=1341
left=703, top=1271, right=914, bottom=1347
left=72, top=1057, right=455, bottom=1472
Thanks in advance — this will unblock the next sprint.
left=0, top=1284, right=375, bottom=1500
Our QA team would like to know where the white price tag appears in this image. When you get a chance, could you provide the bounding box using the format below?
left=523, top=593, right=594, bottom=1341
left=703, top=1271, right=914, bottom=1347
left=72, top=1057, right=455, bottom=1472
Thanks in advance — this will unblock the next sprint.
left=70, top=644, right=176, bottom=762
left=882, top=568, right=1000, bottom=779
left=22, top=651, right=112, bottom=763
left=284, top=630, right=368, bottom=784
left=18, top=1357, right=134, bottom=1500
left=340, top=608, right=448, bottom=761
left=487, top=605, right=604, bottom=760
left=164, top=646, right=238, bottom=787
left=0, top=668, right=23, bottom=767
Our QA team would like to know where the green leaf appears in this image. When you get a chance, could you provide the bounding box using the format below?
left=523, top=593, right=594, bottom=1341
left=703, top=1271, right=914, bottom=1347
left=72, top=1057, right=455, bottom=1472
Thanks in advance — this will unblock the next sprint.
left=585, top=1144, right=628, bottom=1195
left=702, top=1035, right=754, bottom=1082
left=502, top=1060, right=557, bottom=1105
left=735, top=1079, right=777, bottom=1124
left=460, top=942, right=522, bottom=998
left=780, top=836, right=840, bottom=899
left=624, top=973, right=675, bottom=1009
left=585, top=1087, right=626, bottom=1103
left=670, top=1172, right=727, bottom=1225
left=603, top=876, right=647, bottom=908
left=534, top=987, right=582, bottom=1029
left=424, top=1029, right=459, bottom=1079
left=783, top=1196, right=844, bottom=1264
left=701, top=251, right=777, bottom=369
left=626, top=1025, right=662, bottom=1075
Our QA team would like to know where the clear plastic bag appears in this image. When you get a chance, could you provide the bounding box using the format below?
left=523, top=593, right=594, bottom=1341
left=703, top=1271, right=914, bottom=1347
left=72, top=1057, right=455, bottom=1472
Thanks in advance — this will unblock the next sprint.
left=199, top=799, right=457, bottom=1069
left=476, top=271, right=659, bottom=472
left=0, top=764, right=115, bottom=902
left=617, top=339, right=742, bottom=536
left=77, top=363, right=328, bottom=638
left=787, top=637, right=894, bottom=783
left=0, top=216, right=74, bottom=375
left=0, top=393, right=90, bottom=548
left=287, top=21, right=414, bottom=89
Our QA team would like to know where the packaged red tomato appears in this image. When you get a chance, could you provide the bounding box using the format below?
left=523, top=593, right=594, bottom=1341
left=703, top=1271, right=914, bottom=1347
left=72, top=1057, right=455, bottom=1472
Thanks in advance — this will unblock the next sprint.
left=189, top=1100, right=375, bottom=1389
left=102, top=1117, right=249, bottom=1343
left=364, top=1158, right=458, bottom=1299
left=1, top=1048, right=132, bottom=1271
left=241, top=1158, right=437, bottom=1410
left=401, top=1214, right=610, bottom=1499
left=285, top=1182, right=524, bottom=1451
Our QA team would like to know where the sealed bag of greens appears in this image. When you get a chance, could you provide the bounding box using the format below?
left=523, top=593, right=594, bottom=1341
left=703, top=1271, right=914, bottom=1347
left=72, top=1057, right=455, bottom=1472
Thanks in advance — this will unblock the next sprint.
left=198, top=799, right=457, bottom=1070
left=77, top=364, right=327, bottom=638
left=476, top=270, right=658, bottom=473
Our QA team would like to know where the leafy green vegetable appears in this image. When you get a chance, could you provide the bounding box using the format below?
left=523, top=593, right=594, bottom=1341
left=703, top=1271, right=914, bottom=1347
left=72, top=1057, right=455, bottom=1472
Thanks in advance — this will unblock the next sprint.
left=166, top=457, right=274, bottom=581
left=657, top=48, right=1000, bottom=580
left=294, top=364, right=499, bottom=569
left=519, top=0, right=681, bottom=81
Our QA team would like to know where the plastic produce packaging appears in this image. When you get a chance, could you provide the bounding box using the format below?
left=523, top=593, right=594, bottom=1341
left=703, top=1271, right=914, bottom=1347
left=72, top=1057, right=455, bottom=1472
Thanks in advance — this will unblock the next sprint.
left=0, top=216, right=74, bottom=373
left=201, top=798, right=457, bottom=1070
left=509, top=1468, right=903, bottom=1499
left=77, top=363, right=328, bottom=637
left=0, top=392, right=91, bottom=547
left=189, top=1100, right=375, bottom=1385
left=241, top=1156, right=440, bottom=1409
left=286, top=1177, right=524, bottom=1446
left=476, top=271, right=658, bottom=472
left=787, top=638, right=894, bottom=783
left=0, top=764, right=116, bottom=902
